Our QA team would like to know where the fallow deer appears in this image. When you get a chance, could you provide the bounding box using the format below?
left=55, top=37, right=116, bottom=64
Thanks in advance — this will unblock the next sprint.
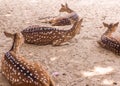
left=97, top=22, right=120, bottom=55
left=21, top=19, right=83, bottom=46
left=1, top=32, right=55, bottom=86
left=42, top=3, right=79, bottom=26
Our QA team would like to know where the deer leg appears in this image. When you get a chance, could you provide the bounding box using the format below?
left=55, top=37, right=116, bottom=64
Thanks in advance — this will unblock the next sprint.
left=51, top=21, right=58, bottom=26
left=51, top=23, right=56, bottom=26
left=97, top=40, right=106, bottom=47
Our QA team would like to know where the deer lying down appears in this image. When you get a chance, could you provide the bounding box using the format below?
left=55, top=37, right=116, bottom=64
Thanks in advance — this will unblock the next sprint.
left=42, top=3, right=79, bottom=26
left=2, top=32, right=55, bottom=86
left=98, top=22, right=120, bottom=55
left=21, top=19, right=83, bottom=46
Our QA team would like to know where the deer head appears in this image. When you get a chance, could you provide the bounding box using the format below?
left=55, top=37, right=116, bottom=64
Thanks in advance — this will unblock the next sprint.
left=59, top=3, right=73, bottom=13
left=103, top=22, right=119, bottom=36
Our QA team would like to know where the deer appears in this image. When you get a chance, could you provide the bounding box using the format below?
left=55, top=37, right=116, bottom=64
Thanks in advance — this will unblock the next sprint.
left=21, top=18, right=83, bottom=46
left=97, top=22, right=120, bottom=55
left=41, top=3, right=79, bottom=26
left=1, top=32, right=55, bottom=86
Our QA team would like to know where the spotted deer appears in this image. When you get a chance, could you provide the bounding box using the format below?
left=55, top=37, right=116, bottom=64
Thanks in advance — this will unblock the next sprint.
left=1, top=32, right=55, bottom=86
left=21, top=19, right=83, bottom=46
left=97, top=22, right=120, bottom=55
left=42, top=3, right=79, bottom=26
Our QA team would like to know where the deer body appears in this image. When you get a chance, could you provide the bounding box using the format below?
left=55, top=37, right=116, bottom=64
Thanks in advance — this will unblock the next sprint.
left=21, top=19, right=83, bottom=46
left=98, top=22, right=120, bottom=55
left=2, top=32, right=55, bottom=86
left=42, top=3, right=79, bottom=26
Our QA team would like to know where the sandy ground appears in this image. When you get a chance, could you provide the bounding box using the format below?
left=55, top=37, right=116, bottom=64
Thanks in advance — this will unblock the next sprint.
left=0, top=0, right=120, bottom=86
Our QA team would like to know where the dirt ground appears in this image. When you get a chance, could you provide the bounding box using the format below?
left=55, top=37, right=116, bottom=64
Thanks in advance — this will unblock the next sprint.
left=0, top=0, right=120, bottom=86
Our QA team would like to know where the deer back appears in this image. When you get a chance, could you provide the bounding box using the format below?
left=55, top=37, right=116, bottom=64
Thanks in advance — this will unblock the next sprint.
left=49, top=17, right=71, bottom=26
left=100, top=35, right=120, bottom=55
left=21, top=25, right=68, bottom=45
left=51, top=12, right=79, bottom=26
left=2, top=51, right=54, bottom=86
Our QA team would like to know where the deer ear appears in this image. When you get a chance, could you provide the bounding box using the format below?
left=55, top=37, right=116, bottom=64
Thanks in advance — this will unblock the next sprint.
left=103, top=22, right=109, bottom=27
left=61, top=4, right=64, bottom=7
left=4, top=31, right=14, bottom=38
left=65, top=3, right=68, bottom=7
left=80, top=18, right=83, bottom=22
left=114, top=22, right=119, bottom=27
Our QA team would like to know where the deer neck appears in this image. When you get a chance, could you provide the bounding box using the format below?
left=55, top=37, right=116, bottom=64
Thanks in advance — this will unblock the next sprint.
left=66, top=28, right=76, bottom=38
left=103, top=30, right=113, bottom=37
left=9, top=34, right=19, bottom=54
left=66, top=21, right=79, bottom=38
left=66, top=8, right=74, bottom=13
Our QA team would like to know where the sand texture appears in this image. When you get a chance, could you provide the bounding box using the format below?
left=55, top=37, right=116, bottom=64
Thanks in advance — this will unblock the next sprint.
left=0, top=0, right=120, bottom=86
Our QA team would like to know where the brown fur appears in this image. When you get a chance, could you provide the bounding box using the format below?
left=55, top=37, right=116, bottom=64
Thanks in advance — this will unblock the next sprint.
left=42, top=3, right=79, bottom=26
left=98, top=22, right=120, bottom=55
left=1, top=32, right=55, bottom=86
left=22, top=19, right=83, bottom=46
